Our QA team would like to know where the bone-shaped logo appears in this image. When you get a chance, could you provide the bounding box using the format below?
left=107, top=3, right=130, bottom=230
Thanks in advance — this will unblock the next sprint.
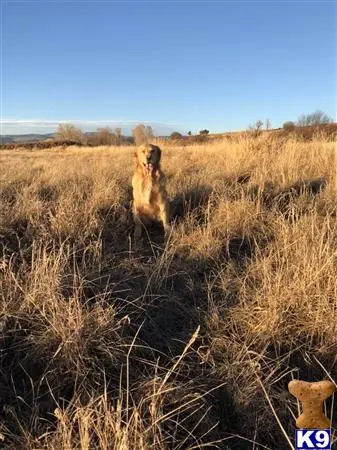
left=288, top=379, right=336, bottom=429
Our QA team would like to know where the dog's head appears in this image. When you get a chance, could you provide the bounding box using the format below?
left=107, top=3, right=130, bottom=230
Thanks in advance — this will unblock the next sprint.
left=135, top=144, right=162, bottom=174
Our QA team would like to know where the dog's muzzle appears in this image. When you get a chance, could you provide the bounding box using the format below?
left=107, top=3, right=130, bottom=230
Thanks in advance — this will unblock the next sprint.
left=144, top=161, right=155, bottom=173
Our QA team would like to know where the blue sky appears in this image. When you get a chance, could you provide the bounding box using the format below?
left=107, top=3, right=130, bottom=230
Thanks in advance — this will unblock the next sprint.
left=1, top=0, right=336, bottom=135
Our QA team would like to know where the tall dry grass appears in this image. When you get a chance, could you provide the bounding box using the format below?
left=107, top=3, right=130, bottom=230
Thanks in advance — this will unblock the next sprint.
left=1, top=134, right=336, bottom=449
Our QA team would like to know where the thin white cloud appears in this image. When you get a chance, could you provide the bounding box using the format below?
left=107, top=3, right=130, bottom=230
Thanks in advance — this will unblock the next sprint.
left=0, top=119, right=186, bottom=127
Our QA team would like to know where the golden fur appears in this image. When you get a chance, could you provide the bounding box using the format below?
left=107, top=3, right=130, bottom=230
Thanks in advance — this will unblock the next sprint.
left=131, top=144, right=171, bottom=241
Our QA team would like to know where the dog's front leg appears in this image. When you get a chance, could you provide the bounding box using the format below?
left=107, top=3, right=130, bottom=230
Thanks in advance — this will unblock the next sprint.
left=133, top=213, right=143, bottom=242
left=160, top=203, right=171, bottom=237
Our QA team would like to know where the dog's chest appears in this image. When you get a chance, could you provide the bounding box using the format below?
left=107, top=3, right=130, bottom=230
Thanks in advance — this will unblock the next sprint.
left=140, top=178, right=160, bottom=205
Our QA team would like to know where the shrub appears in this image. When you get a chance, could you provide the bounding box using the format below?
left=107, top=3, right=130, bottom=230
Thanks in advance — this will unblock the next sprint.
left=55, top=123, right=86, bottom=144
left=283, top=121, right=296, bottom=130
left=199, top=129, right=209, bottom=136
left=132, top=124, right=154, bottom=146
left=170, top=131, right=183, bottom=140
left=86, top=127, right=124, bottom=146
left=297, top=110, right=333, bottom=127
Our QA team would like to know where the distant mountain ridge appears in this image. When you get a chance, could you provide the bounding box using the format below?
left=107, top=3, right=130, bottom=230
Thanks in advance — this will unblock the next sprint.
left=0, top=130, right=174, bottom=145
left=0, top=133, right=55, bottom=144
left=1, top=122, right=188, bottom=144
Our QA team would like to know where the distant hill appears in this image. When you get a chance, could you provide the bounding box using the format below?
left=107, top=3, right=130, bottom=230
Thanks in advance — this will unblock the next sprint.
left=0, top=132, right=108, bottom=145
left=1, top=122, right=188, bottom=144
left=0, top=133, right=55, bottom=144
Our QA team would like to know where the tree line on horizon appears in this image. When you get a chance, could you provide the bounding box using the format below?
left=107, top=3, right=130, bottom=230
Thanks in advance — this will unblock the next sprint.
left=249, top=109, right=333, bottom=133
left=282, top=109, right=333, bottom=130
left=54, top=123, right=155, bottom=146
left=171, top=110, right=334, bottom=141
left=53, top=109, right=334, bottom=146
left=54, top=122, right=209, bottom=145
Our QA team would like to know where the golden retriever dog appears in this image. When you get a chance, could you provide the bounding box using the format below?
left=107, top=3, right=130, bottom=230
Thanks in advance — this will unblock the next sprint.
left=131, top=143, right=171, bottom=242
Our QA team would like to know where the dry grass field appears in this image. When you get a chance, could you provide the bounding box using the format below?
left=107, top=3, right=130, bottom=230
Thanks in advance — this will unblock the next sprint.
left=1, top=134, right=337, bottom=449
